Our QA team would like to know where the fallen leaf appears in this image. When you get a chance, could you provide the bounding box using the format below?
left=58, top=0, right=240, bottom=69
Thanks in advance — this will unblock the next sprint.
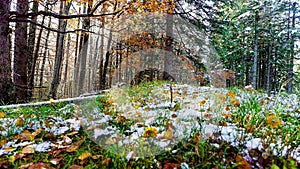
left=225, top=105, right=230, bottom=111
left=31, top=128, right=43, bottom=138
left=171, top=114, right=177, bottom=118
left=143, top=127, right=158, bottom=138
left=0, top=112, right=5, bottom=118
left=50, top=98, right=55, bottom=106
left=228, top=90, right=235, bottom=99
left=67, top=131, right=78, bottom=136
left=19, top=162, right=34, bottom=169
left=164, top=128, right=174, bottom=140
left=28, top=162, right=53, bottom=169
left=163, top=163, right=180, bottom=169
left=232, top=100, right=241, bottom=107
left=0, top=139, right=7, bottom=147
left=4, top=146, right=16, bottom=153
left=200, top=99, right=206, bottom=107
left=116, top=115, right=126, bottom=123
left=22, top=147, right=35, bottom=154
left=49, top=158, right=62, bottom=165
left=68, top=165, right=84, bottom=169
left=92, top=155, right=102, bottom=160
left=19, top=130, right=33, bottom=141
left=78, top=152, right=91, bottom=160
left=16, top=117, right=25, bottom=127
left=235, top=155, right=251, bottom=169
left=66, top=139, right=84, bottom=152
left=106, top=99, right=114, bottom=104
left=63, top=136, right=72, bottom=145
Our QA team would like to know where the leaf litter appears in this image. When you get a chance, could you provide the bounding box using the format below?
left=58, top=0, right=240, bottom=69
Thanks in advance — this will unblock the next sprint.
left=0, top=82, right=299, bottom=168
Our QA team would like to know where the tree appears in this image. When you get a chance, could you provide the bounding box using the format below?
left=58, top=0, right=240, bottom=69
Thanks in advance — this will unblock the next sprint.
left=14, top=0, right=29, bottom=103
left=0, top=0, right=14, bottom=104
left=49, top=1, right=71, bottom=99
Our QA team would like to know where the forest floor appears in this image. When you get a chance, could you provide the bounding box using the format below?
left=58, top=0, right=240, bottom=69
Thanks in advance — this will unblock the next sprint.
left=0, top=81, right=300, bottom=169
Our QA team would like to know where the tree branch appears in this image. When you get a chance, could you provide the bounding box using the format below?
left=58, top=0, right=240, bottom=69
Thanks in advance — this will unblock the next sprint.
left=9, top=18, right=97, bottom=34
left=9, top=9, right=121, bottom=20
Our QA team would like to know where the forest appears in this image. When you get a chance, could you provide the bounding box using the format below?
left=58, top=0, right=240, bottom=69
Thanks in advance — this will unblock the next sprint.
left=0, top=0, right=300, bottom=168
left=0, top=0, right=299, bottom=104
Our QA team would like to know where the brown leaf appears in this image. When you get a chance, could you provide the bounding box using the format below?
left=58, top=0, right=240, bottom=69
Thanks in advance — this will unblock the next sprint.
left=68, top=165, right=84, bottom=169
left=66, top=139, right=84, bottom=153
left=92, top=155, right=102, bottom=160
left=16, top=117, right=25, bottom=127
left=232, top=100, right=241, bottom=107
left=19, top=130, right=33, bottom=141
left=163, top=163, right=180, bottom=169
left=50, top=158, right=62, bottom=165
left=22, top=147, right=35, bottom=154
left=235, top=155, right=251, bottom=169
left=28, top=162, right=53, bottom=169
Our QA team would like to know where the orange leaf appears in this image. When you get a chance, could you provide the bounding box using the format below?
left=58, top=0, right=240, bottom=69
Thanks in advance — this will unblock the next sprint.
left=232, top=100, right=241, bottom=107
left=228, top=90, right=235, bottom=99
left=0, top=112, right=5, bottom=118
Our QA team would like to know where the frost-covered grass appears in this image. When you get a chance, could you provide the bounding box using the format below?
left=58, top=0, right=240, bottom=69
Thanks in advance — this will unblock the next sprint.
left=0, top=81, right=299, bottom=168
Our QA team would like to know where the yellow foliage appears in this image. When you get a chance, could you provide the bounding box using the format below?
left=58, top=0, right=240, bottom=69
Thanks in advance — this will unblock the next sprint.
left=143, top=127, right=158, bottom=138
left=266, top=115, right=282, bottom=129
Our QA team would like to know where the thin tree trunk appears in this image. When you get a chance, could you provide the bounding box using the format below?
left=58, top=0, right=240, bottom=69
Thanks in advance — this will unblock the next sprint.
left=63, top=34, right=70, bottom=97
left=39, top=16, right=52, bottom=100
left=98, top=24, right=105, bottom=90
left=27, top=0, right=39, bottom=100
left=72, top=7, right=81, bottom=96
left=14, top=0, right=29, bottom=103
left=101, top=28, right=113, bottom=89
left=49, top=1, right=71, bottom=98
left=28, top=14, right=45, bottom=100
left=165, top=12, right=173, bottom=74
left=77, top=0, right=93, bottom=95
left=0, top=0, right=14, bottom=104
left=287, top=2, right=296, bottom=93
left=252, top=11, right=259, bottom=90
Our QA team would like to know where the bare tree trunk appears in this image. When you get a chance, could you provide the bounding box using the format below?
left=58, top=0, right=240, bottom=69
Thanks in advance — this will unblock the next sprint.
left=165, top=13, right=173, bottom=74
left=252, top=11, right=259, bottom=90
left=287, top=2, right=296, bottom=93
left=49, top=1, right=71, bottom=98
left=72, top=7, right=81, bottom=96
left=14, top=0, right=29, bottom=103
left=92, top=29, right=100, bottom=90
left=39, top=15, right=52, bottom=100
left=98, top=24, right=105, bottom=90
left=0, top=0, right=14, bottom=104
left=28, top=14, right=45, bottom=100
left=27, top=0, right=38, bottom=100
left=63, top=34, right=70, bottom=97
left=101, top=28, right=113, bottom=89
left=77, top=0, right=93, bottom=95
